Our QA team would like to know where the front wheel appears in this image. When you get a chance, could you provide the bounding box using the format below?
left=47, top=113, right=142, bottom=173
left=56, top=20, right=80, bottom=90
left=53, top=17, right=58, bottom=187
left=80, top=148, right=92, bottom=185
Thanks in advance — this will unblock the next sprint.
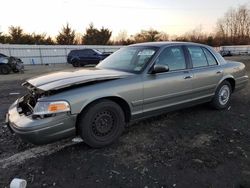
left=211, top=81, right=232, bottom=110
left=0, top=64, right=11, bottom=74
left=78, top=100, right=125, bottom=148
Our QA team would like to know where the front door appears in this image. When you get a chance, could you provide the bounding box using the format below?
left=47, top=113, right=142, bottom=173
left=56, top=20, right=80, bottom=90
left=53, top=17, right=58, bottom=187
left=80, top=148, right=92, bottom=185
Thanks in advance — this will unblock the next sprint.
left=143, top=46, right=193, bottom=115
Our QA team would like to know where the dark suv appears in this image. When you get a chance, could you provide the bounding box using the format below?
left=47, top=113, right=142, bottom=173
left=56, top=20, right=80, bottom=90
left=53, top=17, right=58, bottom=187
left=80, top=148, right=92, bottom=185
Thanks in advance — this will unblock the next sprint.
left=67, top=48, right=110, bottom=67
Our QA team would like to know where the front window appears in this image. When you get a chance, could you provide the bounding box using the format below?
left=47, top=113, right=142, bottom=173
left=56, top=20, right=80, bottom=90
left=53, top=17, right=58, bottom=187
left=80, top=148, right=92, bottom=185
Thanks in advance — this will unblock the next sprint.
left=155, top=46, right=186, bottom=71
left=97, top=46, right=158, bottom=73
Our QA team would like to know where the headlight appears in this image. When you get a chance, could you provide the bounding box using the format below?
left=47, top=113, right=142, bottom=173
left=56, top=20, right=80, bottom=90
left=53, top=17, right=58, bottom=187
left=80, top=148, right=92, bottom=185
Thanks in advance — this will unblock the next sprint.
left=33, top=101, right=70, bottom=115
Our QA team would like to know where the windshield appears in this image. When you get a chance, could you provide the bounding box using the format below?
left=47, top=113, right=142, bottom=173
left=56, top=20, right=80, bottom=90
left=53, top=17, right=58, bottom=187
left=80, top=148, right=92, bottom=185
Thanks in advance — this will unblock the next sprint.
left=93, top=49, right=102, bottom=55
left=97, top=46, right=158, bottom=73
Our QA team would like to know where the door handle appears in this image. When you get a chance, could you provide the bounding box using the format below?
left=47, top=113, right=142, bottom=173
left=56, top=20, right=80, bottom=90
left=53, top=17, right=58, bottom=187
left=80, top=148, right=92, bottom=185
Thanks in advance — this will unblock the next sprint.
left=184, top=75, right=193, bottom=79
left=216, top=70, right=223, bottom=74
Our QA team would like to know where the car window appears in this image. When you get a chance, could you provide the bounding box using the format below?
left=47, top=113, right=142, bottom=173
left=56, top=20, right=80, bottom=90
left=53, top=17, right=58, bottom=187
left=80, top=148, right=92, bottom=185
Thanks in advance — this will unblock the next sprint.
left=155, top=46, right=186, bottom=71
left=76, top=50, right=84, bottom=56
left=83, top=49, right=92, bottom=55
left=203, top=48, right=218, bottom=66
left=187, top=46, right=208, bottom=68
left=97, top=46, right=157, bottom=73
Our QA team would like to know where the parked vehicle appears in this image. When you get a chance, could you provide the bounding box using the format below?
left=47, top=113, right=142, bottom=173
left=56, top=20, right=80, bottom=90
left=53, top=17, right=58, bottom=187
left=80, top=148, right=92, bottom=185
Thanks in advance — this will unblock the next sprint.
left=0, top=53, right=8, bottom=58
left=6, top=42, right=248, bottom=148
left=67, top=48, right=111, bottom=67
left=220, top=50, right=232, bottom=57
left=0, top=55, right=24, bottom=74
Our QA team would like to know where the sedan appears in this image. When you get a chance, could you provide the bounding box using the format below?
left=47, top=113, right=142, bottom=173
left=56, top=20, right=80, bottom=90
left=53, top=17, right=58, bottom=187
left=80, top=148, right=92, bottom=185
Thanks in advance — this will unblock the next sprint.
left=6, top=42, right=248, bottom=148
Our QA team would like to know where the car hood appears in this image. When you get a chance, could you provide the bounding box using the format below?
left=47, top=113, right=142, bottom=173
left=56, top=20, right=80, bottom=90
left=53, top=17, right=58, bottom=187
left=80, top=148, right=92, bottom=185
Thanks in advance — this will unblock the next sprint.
left=24, top=68, right=133, bottom=91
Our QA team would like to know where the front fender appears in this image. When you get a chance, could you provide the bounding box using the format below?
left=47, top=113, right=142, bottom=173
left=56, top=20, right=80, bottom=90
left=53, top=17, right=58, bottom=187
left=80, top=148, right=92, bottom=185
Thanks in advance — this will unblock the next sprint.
left=78, top=94, right=132, bottom=114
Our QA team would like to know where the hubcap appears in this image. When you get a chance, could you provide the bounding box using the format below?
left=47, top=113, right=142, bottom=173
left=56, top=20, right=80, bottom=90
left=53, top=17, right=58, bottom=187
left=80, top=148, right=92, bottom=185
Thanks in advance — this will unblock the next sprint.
left=92, top=111, right=115, bottom=137
left=218, top=85, right=230, bottom=105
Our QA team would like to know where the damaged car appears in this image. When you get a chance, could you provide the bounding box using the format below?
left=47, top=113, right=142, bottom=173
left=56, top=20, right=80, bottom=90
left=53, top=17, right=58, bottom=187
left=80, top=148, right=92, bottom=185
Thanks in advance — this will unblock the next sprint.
left=0, top=55, right=24, bottom=74
left=6, top=42, right=248, bottom=148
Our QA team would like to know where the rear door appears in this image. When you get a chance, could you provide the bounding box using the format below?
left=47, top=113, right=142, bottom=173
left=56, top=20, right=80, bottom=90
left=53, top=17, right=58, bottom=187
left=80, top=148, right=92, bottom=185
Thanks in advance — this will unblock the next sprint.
left=186, top=45, right=223, bottom=99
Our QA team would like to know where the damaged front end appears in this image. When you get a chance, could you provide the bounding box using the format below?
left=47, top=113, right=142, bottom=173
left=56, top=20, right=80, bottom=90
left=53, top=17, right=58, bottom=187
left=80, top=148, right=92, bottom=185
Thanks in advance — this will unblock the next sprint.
left=19, top=82, right=51, bottom=117
left=6, top=82, right=77, bottom=145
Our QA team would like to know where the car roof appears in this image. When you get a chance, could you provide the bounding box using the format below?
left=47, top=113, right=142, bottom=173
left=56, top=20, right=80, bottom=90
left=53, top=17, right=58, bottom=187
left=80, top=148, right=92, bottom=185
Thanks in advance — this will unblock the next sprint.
left=71, top=48, right=94, bottom=51
left=129, top=41, right=208, bottom=48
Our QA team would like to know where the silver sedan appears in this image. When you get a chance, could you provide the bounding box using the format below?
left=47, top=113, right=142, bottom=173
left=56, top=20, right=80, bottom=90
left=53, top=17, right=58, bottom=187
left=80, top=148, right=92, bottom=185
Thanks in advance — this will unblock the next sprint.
left=6, top=42, right=248, bottom=148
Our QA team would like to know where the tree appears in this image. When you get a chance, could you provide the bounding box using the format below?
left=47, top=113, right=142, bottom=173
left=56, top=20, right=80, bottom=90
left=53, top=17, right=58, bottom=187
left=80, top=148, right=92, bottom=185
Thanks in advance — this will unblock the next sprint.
left=134, top=29, right=161, bottom=42
left=56, top=23, right=76, bottom=45
left=0, top=32, right=10, bottom=44
left=98, top=27, right=112, bottom=44
left=82, top=23, right=112, bottom=45
left=8, top=26, right=24, bottom=44
left=215, top=5, right=250, bottom=45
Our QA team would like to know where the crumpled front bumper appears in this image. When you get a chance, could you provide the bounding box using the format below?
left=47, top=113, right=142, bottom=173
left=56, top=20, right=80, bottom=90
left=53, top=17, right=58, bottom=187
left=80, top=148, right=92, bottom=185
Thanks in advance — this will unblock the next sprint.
left=6, top=99, right=77, bottom=145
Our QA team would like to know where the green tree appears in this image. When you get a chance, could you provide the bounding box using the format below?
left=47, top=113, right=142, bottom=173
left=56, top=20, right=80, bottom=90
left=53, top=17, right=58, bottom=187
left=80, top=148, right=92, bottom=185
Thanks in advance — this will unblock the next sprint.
left=82, top=23, right=112, bottom=45
left=56, top=23, right=76, bottom=45
left=134, top=29, right=161, bottom=42
left=8, top=26, right=24, bottom=44
left=0, top=32, right=10, bottom=44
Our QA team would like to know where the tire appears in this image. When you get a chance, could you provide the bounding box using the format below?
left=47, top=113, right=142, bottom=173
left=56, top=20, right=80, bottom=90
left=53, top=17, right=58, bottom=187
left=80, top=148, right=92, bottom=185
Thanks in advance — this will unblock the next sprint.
left=79, top=62, right=86, bottom=67
left=211, top=80, right=232, bottom=110
left=78, top=99, right=125, bottom=148
left=0, top=64, right=11, bottom=74
left=72, top=60, right=80, bottom=67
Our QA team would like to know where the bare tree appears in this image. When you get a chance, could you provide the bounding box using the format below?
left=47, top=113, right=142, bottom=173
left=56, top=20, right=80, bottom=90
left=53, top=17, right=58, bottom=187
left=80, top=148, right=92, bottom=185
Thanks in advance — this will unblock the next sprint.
left=216, top=5, right=250, bottom=45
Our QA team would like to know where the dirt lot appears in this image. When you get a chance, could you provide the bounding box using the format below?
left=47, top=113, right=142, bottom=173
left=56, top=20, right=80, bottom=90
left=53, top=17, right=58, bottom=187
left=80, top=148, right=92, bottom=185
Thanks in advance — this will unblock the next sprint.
left=0, top=58, right=250, bottom=188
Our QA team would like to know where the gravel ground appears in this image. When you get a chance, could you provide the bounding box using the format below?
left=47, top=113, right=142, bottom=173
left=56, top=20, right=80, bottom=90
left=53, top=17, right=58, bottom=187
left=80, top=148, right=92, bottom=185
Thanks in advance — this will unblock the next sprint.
left=0, top=58, right=250, bottom=188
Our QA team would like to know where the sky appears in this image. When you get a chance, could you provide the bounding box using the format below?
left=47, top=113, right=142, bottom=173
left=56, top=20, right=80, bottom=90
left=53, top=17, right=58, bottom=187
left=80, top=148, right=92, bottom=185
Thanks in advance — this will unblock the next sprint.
left=0, top=0, right=249, bottom=39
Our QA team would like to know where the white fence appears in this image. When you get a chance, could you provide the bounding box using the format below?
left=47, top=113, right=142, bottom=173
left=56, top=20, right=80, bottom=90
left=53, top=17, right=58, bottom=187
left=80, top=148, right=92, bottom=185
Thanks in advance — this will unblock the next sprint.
left=220, top=45, right=250, bottom=55
left=0, top=44, right=123, bottom=65
left=0, top=44, right=249, bottom=65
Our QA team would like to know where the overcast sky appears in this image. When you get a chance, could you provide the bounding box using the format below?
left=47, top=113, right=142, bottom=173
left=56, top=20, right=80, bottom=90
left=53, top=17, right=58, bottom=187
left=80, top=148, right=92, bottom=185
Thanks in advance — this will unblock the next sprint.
left=0, top=0, right=249, bottom=38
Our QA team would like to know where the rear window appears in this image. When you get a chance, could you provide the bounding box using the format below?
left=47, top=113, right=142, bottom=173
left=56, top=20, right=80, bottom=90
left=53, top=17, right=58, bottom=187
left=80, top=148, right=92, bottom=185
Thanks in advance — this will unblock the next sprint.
left=203, top=48, right=218, bottom=66
left=187, top=46, right=208, bottom=68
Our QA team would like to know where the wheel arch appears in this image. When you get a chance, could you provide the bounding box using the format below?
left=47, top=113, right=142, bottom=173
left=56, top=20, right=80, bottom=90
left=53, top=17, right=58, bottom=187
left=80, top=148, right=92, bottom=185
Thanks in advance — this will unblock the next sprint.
left=216, top=75, right=235, bottom=93
left=75, top=96, right=132, bottom=133
left=71, top=57, right=80, bottom=63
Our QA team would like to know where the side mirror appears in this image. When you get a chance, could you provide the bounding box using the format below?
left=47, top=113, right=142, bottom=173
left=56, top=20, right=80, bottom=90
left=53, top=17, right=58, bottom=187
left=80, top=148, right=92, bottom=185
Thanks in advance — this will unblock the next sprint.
left=151, top=64, right=169, bottom=74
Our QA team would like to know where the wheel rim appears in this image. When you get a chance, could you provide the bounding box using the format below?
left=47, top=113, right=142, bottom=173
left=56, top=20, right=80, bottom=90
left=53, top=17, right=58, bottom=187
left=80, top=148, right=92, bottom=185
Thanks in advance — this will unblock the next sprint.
left=218, top=85, right=230, bottom=105
left=91, top=110, right=116, bottom=137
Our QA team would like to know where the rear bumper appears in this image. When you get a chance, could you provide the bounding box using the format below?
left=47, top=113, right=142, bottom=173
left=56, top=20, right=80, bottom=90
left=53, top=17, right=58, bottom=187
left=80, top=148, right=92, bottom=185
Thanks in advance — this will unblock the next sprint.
left=7, top=99, right=77, bottom=145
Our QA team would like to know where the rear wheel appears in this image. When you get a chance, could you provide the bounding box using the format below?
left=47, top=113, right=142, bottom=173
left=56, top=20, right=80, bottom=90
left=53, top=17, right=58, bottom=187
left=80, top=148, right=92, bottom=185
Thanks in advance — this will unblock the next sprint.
left=211, top=80, right=232, bottom=110
left=0, top=64, right=11, bottom=74
left=78, top=99, right=125, bottom=148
